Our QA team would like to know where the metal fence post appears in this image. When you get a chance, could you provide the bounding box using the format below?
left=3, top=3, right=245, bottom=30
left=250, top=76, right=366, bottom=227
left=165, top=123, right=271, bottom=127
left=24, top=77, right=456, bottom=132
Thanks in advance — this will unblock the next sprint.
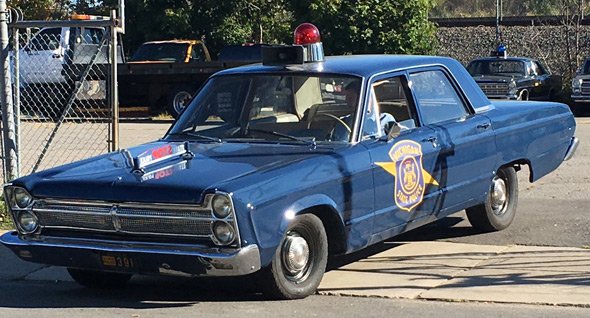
left=109, top=10, right=119, bottom=152
left=0, top=0, right=18, bottom=181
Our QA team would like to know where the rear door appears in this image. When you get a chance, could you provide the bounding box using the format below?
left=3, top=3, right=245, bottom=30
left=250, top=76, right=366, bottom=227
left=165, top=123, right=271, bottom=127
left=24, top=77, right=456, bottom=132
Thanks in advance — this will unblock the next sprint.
left=408, top=68, right=497, bottom=213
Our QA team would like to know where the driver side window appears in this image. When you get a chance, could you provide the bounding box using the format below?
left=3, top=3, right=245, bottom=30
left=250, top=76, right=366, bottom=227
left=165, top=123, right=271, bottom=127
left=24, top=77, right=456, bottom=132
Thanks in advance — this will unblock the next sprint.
left=363, top=76, right=414, bottom=138
left=29, top=28, right=61, bottom=51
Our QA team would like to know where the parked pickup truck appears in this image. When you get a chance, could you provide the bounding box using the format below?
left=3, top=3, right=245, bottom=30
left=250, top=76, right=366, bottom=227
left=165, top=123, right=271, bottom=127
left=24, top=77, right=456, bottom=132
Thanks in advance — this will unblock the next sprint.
left=1, top=23, right=578, bottom=300
left=119, top=40, right=261, bottom=117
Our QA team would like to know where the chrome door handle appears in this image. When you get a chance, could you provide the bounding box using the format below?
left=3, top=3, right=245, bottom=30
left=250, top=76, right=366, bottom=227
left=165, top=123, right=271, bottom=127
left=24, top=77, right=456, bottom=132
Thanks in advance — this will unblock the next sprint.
left=477, top=123, right=491, bottom=129
left=422, top=136, right=438, bottom=147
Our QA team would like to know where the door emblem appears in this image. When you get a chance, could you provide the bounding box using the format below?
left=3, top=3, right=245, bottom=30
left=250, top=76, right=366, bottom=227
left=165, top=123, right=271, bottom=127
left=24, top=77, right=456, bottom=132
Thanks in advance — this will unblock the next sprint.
left=376, top=140, right=439, bottom=212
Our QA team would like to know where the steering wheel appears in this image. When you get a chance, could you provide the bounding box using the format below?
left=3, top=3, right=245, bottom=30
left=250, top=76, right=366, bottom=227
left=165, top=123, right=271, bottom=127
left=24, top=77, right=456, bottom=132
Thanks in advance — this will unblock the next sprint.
left=307, top=112, right=352, bottom=133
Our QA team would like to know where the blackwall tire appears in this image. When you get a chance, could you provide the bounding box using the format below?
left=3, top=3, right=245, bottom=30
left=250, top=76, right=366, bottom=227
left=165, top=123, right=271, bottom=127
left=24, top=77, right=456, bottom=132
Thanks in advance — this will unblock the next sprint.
left=259, top=213, right=328, bottom=300
left=67, top=268, right=132, bottom=289
left=466, top=166, right=518, bottom=232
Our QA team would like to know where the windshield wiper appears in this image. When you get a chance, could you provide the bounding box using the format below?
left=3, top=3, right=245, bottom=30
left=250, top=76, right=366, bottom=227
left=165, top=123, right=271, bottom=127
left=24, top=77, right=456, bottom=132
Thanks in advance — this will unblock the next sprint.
left=168, top=130, right=222, bottom=143
left=246, top=128, right=316, bottom=146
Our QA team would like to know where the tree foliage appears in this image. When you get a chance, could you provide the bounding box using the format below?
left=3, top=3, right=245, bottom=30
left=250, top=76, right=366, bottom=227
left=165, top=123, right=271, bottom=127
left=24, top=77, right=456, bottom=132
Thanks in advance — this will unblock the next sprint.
left=7, top=0, right=69, bottom=20
left=8, top=0, right=437, bottom=56
left=294, top=0, right=436, bottom=55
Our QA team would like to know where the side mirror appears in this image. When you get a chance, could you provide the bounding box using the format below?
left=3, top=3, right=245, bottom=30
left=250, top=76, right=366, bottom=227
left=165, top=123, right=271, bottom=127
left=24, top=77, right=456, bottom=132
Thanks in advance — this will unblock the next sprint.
left=47, top=41, right=60, bottom=51
left=380, top=121, right=401, bottom=142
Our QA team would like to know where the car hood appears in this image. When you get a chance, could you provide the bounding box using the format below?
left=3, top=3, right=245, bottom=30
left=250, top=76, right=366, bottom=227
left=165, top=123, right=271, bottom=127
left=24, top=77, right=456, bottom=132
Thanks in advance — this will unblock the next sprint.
left=16, top=141, right=328, bottom=204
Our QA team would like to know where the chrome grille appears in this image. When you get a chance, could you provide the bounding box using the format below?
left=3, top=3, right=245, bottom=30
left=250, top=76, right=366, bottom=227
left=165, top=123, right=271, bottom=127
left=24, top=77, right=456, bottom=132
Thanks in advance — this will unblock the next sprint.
left=581, top=79, right=590, bottom=95
left=32, top=199, right=218, bottom=238
left=478, top=83, right=509, bottom=96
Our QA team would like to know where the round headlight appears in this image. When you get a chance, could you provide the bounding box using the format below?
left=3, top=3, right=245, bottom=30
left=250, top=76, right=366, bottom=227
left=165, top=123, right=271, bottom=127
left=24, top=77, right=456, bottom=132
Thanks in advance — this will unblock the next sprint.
left=14, top=188, right=32, bottom=208
left=212, top=221, right=235, bottom=245
left=17, top=211, right=38, bottom=234
left=212, top=194, right=232, bottom=218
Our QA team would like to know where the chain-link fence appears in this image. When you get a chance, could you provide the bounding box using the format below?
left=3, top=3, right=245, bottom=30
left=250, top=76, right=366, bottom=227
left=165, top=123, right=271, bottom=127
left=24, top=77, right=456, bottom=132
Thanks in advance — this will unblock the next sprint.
left=1, top=16, right=120, bottom=182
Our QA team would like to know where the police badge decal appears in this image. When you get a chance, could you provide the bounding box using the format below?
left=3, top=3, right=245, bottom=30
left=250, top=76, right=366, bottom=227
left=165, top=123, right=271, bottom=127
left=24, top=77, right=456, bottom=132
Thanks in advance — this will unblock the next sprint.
left=376, top=140, right=439, bottom=211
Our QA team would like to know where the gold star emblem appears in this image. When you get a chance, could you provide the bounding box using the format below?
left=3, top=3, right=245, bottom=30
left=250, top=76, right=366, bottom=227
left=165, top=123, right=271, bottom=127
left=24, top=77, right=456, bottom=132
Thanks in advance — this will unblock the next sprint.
left=375, top=162, right=439, bottom=186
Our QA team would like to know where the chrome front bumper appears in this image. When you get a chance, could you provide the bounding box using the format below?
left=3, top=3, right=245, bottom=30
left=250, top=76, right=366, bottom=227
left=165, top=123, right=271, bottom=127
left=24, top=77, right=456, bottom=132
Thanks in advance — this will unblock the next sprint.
left=564, top=137, right=579, bottom=161
left=571, top=95, right=590, bottom=103
left=0, top=231, right=261, bottom=277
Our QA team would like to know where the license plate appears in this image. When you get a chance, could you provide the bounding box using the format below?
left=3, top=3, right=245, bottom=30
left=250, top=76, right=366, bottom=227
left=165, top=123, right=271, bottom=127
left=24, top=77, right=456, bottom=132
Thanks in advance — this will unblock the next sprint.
left=100, top=254, right=137, bottom=270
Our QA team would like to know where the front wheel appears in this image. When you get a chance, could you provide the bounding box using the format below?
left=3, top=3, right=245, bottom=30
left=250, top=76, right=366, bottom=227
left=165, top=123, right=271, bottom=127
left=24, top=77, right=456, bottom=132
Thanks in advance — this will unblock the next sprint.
left=258, top=213, right=328, bottom=300
left=466, top=166, right=518, bottom=232
left=67, top=268, right=133, bottom=289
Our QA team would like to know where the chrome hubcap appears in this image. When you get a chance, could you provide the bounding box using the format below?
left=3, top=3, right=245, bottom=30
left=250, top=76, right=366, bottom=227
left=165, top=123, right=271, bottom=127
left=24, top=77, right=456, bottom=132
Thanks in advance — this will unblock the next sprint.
left=173, top=91, right=192, bottom=114
left=491, top=176, right=507, bottom=215
left=282, top=232, right=310, bottom=278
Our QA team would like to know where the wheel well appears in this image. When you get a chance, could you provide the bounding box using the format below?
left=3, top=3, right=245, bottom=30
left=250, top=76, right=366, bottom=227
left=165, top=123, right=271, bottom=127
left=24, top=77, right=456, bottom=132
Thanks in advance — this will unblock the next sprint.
left=500, top=159, right=533, bottom=182
left=300, top=205, right=346, bottom=256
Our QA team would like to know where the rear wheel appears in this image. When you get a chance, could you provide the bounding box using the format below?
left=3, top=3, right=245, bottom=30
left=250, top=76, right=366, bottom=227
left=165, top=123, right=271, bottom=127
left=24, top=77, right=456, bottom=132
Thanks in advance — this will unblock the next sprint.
left=258, top=213, right=328, bottom=300
left=166, top=86, right=194, bottom=118
left=67, top=268, right=132, bottom=289
left=466, top=166, right=518, bottom=232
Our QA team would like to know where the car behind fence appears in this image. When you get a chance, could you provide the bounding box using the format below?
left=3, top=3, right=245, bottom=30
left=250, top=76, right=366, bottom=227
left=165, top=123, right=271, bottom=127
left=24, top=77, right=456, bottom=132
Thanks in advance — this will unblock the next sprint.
left=0, top=4, right=122, bottom=184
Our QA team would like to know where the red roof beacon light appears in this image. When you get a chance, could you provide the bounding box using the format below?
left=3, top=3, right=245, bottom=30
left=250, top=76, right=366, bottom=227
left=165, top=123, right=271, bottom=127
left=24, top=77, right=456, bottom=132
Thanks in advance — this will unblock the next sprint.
left=293, top=23, right=324, bottom=63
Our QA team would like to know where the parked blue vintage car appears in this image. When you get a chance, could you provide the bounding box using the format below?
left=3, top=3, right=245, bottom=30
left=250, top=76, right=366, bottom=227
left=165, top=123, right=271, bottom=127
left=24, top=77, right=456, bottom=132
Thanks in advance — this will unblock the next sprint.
left=1, top=24, right=578, bottom=300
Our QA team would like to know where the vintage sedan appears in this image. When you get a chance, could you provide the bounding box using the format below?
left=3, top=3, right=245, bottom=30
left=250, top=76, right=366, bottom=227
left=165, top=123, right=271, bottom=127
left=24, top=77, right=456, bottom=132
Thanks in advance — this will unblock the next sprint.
left=467, top=56, right=562, bottom=101
left=571, top=57, right=590, bottom=113
left=1, top=24, right=578, bottom=300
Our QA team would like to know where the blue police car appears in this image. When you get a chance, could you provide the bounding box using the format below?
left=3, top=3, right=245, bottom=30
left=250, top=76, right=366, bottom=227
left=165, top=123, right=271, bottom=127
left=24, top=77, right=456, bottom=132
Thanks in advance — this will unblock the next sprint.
left=1, top=23, right=578, bottom=299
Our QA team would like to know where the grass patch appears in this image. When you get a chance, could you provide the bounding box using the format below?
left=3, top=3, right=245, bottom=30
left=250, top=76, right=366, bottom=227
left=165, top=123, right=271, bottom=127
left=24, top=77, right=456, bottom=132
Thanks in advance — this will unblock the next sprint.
left=152, top=112, right=173, bottom=121
left=0, top=200, right=14, bottom=230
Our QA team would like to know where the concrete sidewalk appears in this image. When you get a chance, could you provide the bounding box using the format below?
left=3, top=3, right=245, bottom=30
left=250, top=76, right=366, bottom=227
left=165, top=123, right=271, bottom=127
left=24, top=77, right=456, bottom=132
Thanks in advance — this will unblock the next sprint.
left=1, top=229, right=589, bottom=307
left=319, top=241, right=590, bottom=307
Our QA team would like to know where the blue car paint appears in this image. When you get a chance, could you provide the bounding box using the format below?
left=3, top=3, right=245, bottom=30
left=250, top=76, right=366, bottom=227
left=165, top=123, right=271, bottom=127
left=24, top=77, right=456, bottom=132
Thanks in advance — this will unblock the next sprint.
left=2, top=54, right=577, bottom=276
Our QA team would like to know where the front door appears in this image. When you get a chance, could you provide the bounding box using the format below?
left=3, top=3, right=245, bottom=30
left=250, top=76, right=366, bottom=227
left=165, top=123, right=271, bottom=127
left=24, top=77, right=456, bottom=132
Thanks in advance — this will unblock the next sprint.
left=20, top=27, right=67, bottom=85
left=360, top=74, right=442, bottom=237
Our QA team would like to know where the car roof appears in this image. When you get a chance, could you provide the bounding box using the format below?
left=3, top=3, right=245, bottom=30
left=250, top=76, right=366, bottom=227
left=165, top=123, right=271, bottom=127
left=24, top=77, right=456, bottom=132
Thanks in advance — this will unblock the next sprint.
left=468, top=57, right=535, bottom=63
left=215, top=55, right=463, bottom=78
left=142, top=40, right=199, bottom=45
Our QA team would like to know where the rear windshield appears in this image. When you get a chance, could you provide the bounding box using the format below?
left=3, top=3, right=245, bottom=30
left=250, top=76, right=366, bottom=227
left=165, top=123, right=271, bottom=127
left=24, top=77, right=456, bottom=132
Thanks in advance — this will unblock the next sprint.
left=467, top=60, right=526, bottom=77
left=129, top=43, right=190, bottom=62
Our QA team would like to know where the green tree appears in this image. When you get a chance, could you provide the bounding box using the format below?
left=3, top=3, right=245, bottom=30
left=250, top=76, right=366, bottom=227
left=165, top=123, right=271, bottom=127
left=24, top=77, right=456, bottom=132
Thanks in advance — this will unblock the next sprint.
left=191, top=1, right=293, bottom=55
left=7, top=0, right=69, bottom=20
left=293, top=0, right=437, bottom=55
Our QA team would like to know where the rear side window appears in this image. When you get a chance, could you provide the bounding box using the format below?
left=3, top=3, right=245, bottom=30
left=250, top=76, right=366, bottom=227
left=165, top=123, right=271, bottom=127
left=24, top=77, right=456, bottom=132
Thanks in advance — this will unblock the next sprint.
left=409, top=70, right=468, bottom=125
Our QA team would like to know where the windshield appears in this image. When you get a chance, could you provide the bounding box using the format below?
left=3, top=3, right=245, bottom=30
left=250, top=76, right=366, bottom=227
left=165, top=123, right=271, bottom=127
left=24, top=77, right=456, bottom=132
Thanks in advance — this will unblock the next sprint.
left=467, top=60, right=526, bottom=77
left=167, top=74, right=362, bottom=143
left=130, top=43, right=190, bottom=62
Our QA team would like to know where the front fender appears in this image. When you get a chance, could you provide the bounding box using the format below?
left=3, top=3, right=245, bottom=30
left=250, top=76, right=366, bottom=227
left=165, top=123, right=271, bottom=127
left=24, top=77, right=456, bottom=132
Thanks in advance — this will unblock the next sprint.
left=245, top=193, right=344, bottom=267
